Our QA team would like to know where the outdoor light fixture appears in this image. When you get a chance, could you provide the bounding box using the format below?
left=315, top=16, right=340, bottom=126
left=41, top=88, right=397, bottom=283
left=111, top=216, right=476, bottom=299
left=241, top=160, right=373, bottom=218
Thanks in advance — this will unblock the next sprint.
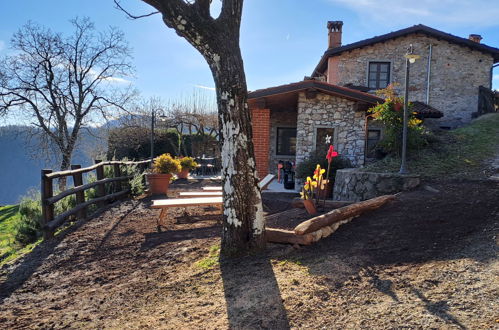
left=400, top=44, right=420, bottom=174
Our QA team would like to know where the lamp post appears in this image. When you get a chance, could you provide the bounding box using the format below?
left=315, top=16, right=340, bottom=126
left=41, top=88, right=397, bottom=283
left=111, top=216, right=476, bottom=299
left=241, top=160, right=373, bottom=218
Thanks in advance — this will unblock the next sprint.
left=150, top=108, right=165, bottom=165
left=150, top=107, right=155, bottom=164
left=399, top=44, right=420, bottom=174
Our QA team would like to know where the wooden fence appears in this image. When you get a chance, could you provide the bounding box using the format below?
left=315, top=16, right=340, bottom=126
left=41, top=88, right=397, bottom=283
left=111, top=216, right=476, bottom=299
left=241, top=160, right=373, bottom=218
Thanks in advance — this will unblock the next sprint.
left=41, top=159, right=151, bottom=238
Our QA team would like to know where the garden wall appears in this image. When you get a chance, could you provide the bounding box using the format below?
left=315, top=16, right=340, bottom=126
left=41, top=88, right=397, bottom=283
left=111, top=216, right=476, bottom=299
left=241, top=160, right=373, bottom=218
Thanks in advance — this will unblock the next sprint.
left=333, top=168, right=420, bottom=201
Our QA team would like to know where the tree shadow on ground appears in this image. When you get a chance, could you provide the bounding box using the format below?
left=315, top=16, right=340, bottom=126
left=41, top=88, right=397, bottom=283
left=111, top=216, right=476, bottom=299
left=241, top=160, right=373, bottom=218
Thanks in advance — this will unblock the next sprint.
left=220, top=255, right=290, bottom=329
left=409, top=286, right=466, bottom=329
left=141, top=225, right=221, bottom=251
left=174, top=212, right=222, bottom=224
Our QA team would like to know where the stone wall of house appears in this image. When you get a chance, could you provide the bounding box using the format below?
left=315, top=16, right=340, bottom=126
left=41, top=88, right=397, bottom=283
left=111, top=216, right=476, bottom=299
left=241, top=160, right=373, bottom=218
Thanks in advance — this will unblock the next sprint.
left=333, top=168, right=420, bottom=201
left=326, top=34, right=494, bottom=127
left=296, top=92, right=366, bottom=167
left=268, top=109, right=297, bottom=174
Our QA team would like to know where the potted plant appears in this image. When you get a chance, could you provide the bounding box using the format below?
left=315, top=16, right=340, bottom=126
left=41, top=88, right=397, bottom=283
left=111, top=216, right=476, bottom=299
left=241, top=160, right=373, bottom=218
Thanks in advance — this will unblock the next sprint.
left=146, top=153, right=181, bottom=195
left=300, top=172, right=321, bottom=215
left=296, top=149, right=350, bottom=199
left=177, top=156, right=198, bottom=179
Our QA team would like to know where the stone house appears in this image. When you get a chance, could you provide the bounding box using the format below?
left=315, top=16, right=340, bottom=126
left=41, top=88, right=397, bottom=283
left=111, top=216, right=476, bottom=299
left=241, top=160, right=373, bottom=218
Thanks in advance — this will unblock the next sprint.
left=313, top=22, right=499, bottom=128
left=248, top=22, right=499, bottom=179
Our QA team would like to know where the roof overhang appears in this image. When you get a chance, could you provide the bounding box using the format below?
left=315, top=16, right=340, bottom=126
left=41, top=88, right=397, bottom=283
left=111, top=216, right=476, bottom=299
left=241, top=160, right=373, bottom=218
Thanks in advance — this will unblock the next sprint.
left=248, top=80, right=383, bottom=107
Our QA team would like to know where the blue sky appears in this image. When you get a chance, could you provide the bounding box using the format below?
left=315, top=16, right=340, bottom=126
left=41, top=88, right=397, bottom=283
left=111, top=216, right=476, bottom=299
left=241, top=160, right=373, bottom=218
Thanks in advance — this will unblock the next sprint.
left=0, top=0, right=498, bottom=102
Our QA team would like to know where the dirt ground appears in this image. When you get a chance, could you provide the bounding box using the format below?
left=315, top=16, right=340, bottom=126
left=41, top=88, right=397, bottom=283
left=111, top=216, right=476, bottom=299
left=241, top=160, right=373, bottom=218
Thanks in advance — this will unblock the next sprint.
left=0, top=178, right=498, bottom=329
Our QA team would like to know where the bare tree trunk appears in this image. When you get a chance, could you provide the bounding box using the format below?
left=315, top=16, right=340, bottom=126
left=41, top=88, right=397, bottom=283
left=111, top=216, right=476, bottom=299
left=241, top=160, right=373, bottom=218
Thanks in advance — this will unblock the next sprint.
left=58, top=151, right=72, bottom=191
left=209, top=49, right=266, bottom=254
left=132, top=0, right=265, bottom=256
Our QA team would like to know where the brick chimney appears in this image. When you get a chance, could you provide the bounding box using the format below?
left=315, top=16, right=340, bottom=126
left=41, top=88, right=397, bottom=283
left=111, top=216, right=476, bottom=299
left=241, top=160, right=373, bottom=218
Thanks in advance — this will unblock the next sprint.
left=327, top=21, right=343, bottom=49
left=468, top=34, right=482, bottom=43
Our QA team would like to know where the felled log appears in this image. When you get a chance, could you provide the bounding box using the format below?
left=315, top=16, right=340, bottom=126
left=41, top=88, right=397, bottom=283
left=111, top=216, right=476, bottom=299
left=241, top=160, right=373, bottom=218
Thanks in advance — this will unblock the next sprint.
left=291, top=198, right=355, bottom=209
left=265, top=228, right=314, bottom=245
left=294, top=195, right=395, bottom=235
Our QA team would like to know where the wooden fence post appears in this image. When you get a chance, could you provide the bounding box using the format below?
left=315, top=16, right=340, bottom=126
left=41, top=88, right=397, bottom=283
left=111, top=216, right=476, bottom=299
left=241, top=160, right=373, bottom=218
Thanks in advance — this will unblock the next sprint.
left=41, top=169, right=54, bottom=239
left=113, top=163, right=122, bottom=193
left=94, top=160, right=106, bottom=207
left=71, top=164, right=86, bottom=220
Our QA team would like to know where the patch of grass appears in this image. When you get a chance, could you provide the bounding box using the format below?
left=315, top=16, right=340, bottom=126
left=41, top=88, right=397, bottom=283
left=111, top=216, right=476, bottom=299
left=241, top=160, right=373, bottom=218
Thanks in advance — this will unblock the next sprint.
left=364, top=113, right=499, bottom=178
left=0, top=205, right=20, bottom=259
left=0, top=205, right=43, bottom=266
left=194, top=244, right=220, bottom=270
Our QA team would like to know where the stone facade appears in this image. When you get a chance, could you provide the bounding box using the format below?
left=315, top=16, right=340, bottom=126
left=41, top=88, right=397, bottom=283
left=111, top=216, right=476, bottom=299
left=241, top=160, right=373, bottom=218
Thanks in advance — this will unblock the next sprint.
left=295, top=92, right=366, bottom=167
left=333, top=168, right=420, bottom=201
left=326, top=34, right=494, bottom=127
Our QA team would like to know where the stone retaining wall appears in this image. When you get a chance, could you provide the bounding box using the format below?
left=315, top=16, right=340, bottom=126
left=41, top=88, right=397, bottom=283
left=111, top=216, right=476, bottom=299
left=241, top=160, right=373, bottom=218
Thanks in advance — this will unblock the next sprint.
left=333, top=168, right=420, bottom=201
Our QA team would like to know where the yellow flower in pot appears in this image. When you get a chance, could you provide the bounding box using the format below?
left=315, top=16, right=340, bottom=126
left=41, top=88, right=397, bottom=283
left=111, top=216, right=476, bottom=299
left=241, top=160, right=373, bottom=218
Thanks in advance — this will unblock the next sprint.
left=177, top=156, right=198, bottom=179
left=301, top=175, right=318, bottom=215
left=147, top=153, right=181, bottom=195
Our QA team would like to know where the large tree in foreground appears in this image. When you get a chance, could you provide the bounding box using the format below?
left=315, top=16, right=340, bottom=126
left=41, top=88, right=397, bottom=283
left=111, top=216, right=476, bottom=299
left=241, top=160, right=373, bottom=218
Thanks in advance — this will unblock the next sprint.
left=118, top=0, right=265, bottom=255
left=0, top=17, right=135, bottom=186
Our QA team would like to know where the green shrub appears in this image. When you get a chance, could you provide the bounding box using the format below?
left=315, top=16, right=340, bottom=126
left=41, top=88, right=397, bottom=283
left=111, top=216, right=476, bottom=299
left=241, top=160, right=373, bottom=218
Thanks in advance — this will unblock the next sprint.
left=153, top=153, right=181, bottom=174
left=179, top=156, right=198, bottom=171
left=120, top=162, right=146, bottom=196
left=368, top=84, right=431, bottom=155
left=295, top=150, right=352, bottom=180
left=14, top=192, right=43, bottom=245
left=107, top=127, right=182, bottom=160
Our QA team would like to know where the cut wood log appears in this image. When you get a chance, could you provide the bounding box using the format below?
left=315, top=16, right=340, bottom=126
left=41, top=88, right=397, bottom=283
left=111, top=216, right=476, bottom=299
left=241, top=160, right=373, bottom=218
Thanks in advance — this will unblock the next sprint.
left=320, top=226, right=333, bottom=238
left=265, top=228, right=314, bottom=245
left=291, top=198, right=355, bottom=209
left=294, top=195, right=395, bottom=235
left=311, top=230, right=322, bottom=242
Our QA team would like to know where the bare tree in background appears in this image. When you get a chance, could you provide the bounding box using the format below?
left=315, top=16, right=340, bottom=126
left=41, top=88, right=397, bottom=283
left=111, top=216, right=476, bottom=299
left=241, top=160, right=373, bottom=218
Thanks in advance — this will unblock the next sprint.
left=0, top=17, right=136, bottom=189
left=164, top=90, right=218, bottom=155
left=116, top=0, right=266, bottom=255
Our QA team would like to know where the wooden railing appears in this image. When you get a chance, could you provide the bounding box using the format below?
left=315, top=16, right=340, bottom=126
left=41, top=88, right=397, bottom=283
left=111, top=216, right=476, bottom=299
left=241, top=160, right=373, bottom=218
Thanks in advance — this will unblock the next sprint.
left=41, top=159, right=151, bottom=238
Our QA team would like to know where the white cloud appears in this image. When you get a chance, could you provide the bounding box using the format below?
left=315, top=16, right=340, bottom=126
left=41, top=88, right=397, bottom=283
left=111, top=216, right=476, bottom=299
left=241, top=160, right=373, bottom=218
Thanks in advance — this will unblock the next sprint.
left=87, top=68, right=131, bottom=84
left=102, top=76, right=131, bottom=84
left=194, top=84, right=216, bottom=91
left=328, top=0, right=499, bottom=28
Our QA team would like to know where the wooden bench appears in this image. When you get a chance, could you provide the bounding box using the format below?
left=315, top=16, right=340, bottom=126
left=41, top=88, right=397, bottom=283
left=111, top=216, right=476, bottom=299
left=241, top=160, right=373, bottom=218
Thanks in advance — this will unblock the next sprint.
left=152, top=175, right=275, bottom=230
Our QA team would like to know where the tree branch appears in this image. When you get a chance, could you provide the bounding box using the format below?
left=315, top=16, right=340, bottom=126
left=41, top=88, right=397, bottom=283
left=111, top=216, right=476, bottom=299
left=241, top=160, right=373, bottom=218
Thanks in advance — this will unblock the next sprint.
left=114, top=0, right=160, bottom=19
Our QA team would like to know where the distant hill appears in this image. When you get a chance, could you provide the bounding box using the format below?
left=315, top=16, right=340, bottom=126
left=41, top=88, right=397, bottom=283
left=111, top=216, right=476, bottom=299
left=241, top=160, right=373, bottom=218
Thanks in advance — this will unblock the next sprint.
left=0, top=126, right=107, bottom=205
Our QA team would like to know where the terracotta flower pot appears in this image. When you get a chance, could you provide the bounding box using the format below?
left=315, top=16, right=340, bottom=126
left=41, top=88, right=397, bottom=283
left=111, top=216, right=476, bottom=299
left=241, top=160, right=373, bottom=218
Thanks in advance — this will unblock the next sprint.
left=303, top=199, right=317, bottom=215
left=146, top=173, right=173, bottom=195
left=176, top=168, right=190, bottom=179
left=316, top=180, right=333, bottom=199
